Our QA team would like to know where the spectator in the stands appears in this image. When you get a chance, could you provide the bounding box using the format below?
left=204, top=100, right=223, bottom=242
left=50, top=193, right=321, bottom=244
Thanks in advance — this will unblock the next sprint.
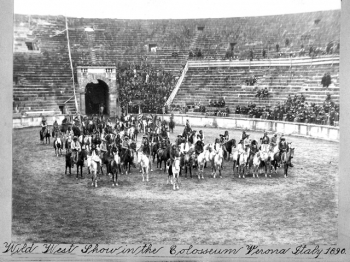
left=262, top=88, right=269, bottom=99
left=321, top=73, right=332, bottom=88
left=218, top=96, right=225, bottom=107
left=255, top=89, right=262, bottom=99
left=276, top=44, right=280, bottom=53
left=249, top=49, right=254, bottom=61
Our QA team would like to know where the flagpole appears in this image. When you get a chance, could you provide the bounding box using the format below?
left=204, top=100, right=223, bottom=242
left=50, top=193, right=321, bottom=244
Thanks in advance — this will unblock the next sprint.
left=65, top=16, right=79, bottom=114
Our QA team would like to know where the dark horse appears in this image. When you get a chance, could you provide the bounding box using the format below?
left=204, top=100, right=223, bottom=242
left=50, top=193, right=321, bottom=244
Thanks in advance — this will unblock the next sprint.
left=76, top=150, right=87, bottom=179
left=157, top=145, right=170, bottom=172
left=121, top=148, right=134, bottom=175
left=151, top=141, right=160, bottom=163
left=271, top=144, right=294, bottom=178
left=222, top=139, right=236, bottom=160
left=181, top=149, right=194, bottom=178
left=109, top=150, right=122, bottom=186
left=100, top=149, right=113, bottom=176
left=65, top=151, right=72, bottom=175
left=40, top=126, right=51, bottom=144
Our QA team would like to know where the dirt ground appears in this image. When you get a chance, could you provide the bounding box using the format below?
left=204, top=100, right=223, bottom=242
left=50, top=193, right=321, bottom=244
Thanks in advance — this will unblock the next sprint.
left=12, top=126, right=339, bottom=244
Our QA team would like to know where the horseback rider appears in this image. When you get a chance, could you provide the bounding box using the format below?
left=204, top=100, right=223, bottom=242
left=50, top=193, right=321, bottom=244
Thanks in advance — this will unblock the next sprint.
left=278, top=135, right=288, bottom=162
left=100, top=138, right=108, bottom=154
left=223, top=131, right=229, bottom=142
left=91, top=144, right=102, bottom=171
left=41, top=118, right=47, bottom=132
left=52, top=120, right=59, bottom=136
left=250, top=140, right=259, bottom=155
left=175, top=135, right=183, bottom=147
left=278, top=135, right=293, bottom=167
left=141, top=136, right=151, bottom=156
left=237, top=139, right=245, bottom=155
left=194, top=139, right=204, bottom=163
left=121, top=135, right=130, bottom=151
left=241, top=130, right=248, bottom=141
left=214, top=138, right=221, bottom=153
left=243, top=134, right=251, bottom=148
left=184, top=119, right=192, bottom=138
left=197, top=130, right=204, bottom=142
left=260, top=131, right=270, bottom=151
left=71, top=136, right=81, bottom=164
left=169, top=143, right=179, bottom=166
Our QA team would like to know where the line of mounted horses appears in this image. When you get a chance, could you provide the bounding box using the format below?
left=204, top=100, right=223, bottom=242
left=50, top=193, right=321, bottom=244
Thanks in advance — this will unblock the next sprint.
left=39, top=117, right=294, bottom=190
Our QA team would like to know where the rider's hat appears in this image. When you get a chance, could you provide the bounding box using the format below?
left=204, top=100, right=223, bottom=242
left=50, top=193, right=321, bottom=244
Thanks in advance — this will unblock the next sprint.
left=124, top=135, right=129, bottom=140
left=73, top=136, right=78, bottom=140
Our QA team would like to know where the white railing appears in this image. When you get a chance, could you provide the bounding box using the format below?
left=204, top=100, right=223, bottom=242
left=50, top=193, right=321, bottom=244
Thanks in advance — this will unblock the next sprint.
left=164, top=62, right=189, bottom=106
left=187, top=55, right=339, bottom=68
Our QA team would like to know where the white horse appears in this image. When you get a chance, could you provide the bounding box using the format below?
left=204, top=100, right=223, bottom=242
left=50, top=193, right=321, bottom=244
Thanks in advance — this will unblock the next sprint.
left=252, top=152, right=261, bottom=178
left=180, top=141, right=192, bottom=155
left=231, top=144, right=240, bottom=176
left=53, top=137, right=62, bottom=157
left=139, top=152, right=150, bottom=182
left=128, top=126, right=136, bottom=140
left=172, top=157, right=181, bottom=190
left=119, top=130, right=126, bottom=138
left=213, top=147, right=224, bottom=178
left=260, top=144, right=271, bottom=177
left=83, top=135, right=92, bottom=152
left=111, top=151, right=121, bottom=186
left=87, top=155, right=99, bottom=187
left=269, top=144, right=279, bottom=161
left=197, top=144, right=210, bottom=179
left=238, top=146, right=250, bottom=178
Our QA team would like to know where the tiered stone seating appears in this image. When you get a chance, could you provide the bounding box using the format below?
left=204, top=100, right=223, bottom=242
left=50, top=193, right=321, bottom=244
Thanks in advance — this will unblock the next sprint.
left=13, top=16, right=77, bottom=113
left=189, top=10, right=340, bottom=59
left=172, top=62, right=339, bottom=112
left=13, top=10, right=340, bottom=116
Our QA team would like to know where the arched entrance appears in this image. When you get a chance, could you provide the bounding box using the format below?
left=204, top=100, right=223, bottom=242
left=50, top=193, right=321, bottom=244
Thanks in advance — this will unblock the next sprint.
left=85, top=80, right=109, bottom=115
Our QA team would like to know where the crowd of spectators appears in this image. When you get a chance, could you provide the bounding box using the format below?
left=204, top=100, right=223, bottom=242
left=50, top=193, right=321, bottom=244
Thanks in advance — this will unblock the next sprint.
left=255, top=87, right=270, bottom=99
left=117, top=63, right=179, bottom=114
left=236, top=94, right=339, bottom=126
left=208, top=97, right=226, bottom=107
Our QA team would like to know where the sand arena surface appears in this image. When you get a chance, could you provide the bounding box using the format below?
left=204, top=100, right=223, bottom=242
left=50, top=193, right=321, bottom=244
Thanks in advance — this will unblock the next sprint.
left=12, top=126, right=339, bottom=244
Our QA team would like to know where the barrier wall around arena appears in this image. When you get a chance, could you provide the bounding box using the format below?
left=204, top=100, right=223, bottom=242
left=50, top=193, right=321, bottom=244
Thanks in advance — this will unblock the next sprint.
left=160, top=114, right=339, bottom=142
left=12, top=114, right=339, bottom=142
left=13, top=115, right=65, bottom=128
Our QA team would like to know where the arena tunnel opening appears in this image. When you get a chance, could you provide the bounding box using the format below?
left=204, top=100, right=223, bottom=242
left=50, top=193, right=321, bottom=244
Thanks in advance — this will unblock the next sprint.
left=85, top=79, right=109, bottom=115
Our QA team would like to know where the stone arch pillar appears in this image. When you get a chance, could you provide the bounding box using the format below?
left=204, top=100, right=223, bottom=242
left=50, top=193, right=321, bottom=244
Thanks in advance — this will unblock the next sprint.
left=77, top=66, right=120, bottom=116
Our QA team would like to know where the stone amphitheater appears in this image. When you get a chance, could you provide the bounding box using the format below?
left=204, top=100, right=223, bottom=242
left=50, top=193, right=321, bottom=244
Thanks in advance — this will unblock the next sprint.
left=13, top=10, right=340, bottom=122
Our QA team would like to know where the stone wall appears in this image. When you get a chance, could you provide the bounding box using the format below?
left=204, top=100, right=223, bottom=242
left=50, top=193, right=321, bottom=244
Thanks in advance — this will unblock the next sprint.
left=160, top=114, right=339, bottom=142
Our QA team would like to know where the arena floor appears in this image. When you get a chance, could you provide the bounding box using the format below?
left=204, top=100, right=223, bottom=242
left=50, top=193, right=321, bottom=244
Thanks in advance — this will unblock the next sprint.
left=12, top=126, right=339, bottom=244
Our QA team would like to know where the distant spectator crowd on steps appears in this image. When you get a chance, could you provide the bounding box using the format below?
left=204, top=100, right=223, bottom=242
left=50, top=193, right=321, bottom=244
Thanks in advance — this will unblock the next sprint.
left=170, top=94, right=338, bottom=126
left=188, top=41, right=339, bottom=61
left=236, top=93, right=339, bottom=126
left=117, top=62, right=181, bottom=114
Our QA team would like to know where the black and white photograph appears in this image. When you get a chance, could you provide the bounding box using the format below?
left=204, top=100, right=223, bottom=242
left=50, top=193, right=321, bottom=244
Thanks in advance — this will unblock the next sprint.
left=3, top=0, right=349, bottom=258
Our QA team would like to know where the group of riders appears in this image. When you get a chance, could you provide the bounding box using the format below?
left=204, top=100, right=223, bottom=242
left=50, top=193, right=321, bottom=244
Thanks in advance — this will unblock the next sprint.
left=40, top=113, right=294, bottom=185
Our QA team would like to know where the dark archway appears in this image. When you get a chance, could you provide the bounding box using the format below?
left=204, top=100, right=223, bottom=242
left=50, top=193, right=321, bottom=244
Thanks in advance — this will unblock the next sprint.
left=85, top=80, right=109, bottom=115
